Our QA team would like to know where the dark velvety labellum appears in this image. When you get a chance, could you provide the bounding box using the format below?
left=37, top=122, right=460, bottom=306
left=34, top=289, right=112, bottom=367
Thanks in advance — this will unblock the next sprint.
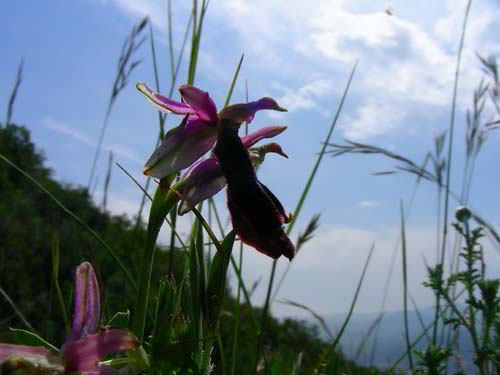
left=214, top=126, right=295, bottom=260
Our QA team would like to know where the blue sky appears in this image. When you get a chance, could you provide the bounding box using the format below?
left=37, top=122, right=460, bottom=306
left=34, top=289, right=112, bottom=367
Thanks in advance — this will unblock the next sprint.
left=1, top=0, right=500, bottom=318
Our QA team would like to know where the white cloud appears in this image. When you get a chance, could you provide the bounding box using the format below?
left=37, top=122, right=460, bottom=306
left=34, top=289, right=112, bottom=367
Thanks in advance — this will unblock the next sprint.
left=358, top=200, right=382, bottom=208
left=269, top=80, right=332, bottom=119
left=340, top=101, right=405, bottom=140
left=43, top=117, right=143, bottom=164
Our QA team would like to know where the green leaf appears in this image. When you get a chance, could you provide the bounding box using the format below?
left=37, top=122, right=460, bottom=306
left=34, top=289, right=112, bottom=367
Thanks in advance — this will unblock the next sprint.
left=133, top=175, right=184, bottom=342
left=9, top=328, right=59, bottom=353
left=188, top=219, right=201, bottom=339
left=195, top=214, right=208, bottom=325
left=206, top=230, right=236, bottom=329
left=107, top=310, right=130, bottom=329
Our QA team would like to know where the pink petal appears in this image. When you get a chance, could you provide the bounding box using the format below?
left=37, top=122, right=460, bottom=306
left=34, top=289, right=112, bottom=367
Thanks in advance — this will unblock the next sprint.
left=241, top=126, right=287, bottom=148
left=179, top=85, right=218, bottom=123
left=0, top=344, right=52, bottom=363
left=143, top=118, right=218, bottom=178
left=70, top=262, right=100, bottom=342
left=178, top=158, right=226, bottom=215
left=63, top=329, right=138, bottom=371
left=218, top=97, right=287, bottom=127
left=137, top=82, right=196, bottom=116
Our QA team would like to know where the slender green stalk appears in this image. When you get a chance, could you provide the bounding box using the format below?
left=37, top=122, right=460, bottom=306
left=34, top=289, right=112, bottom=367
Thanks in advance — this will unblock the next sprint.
left=88, top=18, right=147, bottom=190
left=51, top=235, right=69, bottom=335
left=217, top=335, right=227, bottom=375
left=270, top=60, right=359, bottom=303
left=5, top=59, right=23, bottom=127
left=400, top=201, right=413, bottom=370
left=230, top=80, right=248, bottom=375
left=167, top=0, right=175, bottom=81
left=433, top=0, right=473, bottom=345
left=409, top=294, right=431, bottom=343
left=187, top=0, right=209, bottom=85
left=0, top=151, right=137, bottom=291
left=0, top=285, right=34, bottom=332
left=223, top=54, right=244, bottom=108
left=316, top=244, right=374, bottom=369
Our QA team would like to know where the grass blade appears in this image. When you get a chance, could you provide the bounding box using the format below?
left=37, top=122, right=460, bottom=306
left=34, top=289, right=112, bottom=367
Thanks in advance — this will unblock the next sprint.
left=433, top=0, right=473, bottom=344
left=51, top=234, right=69, bottom=335
left=400, top=201, right=413, bottom=370
left=5, top=59, right=24, bottom=127
left=223, top=54, right=244, bottom=108
left=0, top=286, right=34, bottom=332
left=316, top=243, right=374, bottom=370
left=88, top=17, right=148, bottom=190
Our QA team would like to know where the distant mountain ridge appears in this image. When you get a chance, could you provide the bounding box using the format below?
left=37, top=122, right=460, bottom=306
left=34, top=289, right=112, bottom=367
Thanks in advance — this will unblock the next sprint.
left=308, top=306, right=474, bottom=371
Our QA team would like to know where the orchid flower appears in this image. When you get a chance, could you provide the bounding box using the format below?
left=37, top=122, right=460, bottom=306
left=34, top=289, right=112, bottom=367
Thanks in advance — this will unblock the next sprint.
left=0, top=262, right=139, bottom=375
left=137, top=82, right=286, bottom=178
left=138, top=83, right=295, bottom=260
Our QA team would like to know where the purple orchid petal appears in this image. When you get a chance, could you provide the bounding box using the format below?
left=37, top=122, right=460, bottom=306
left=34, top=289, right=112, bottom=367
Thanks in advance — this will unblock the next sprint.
left=218, top=97, right=287, bottom=127
left=0, top=344, right=53, bottom=364
left=143, top=118, right=218, bottom=178
left=214, top=127, right=295, bottom=260
left=178, top=158, right=226, bottom=215
left=70, top=262, right=100, bottom=342
left=179, top=85, right=218, bottom=123
left=63, top=329, right=138, bottom=371
left=241, top=126, right=287, bottom=148
left=137, top=82, right=196, bottom=116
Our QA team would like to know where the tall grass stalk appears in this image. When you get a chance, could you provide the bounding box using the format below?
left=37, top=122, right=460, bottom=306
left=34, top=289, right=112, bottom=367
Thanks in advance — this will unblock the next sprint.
left=433, top=0, right=473, bottom=345
left=0, top=285, right=34, bottom=332
left=5, top=59, right=23, bottom=127
left=88, top=17, right=148, bottom=191
left=102, top=151, right=113, bottom=210
left=265, top=60, right=358, bottom=335
left=400, top=201, right=413, bottom=371
left=51, top=235, right=69, bottom=335
left=230, top=79, right=249, bottom=375
left=134, top=9, right=192, bottom=232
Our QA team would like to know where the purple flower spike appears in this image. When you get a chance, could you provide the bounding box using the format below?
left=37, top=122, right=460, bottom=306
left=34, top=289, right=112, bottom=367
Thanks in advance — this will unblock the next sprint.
left=63, top=329, right=138, bottom=372
left=178, top=158, right=226, bottom=215
left=241, top=126, right=287, bottom=148
left=71, top=262, right=100, bottom=342
left=143, top=118, right=218, bottom=178
left=179, top=85, right=218, bottom=123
